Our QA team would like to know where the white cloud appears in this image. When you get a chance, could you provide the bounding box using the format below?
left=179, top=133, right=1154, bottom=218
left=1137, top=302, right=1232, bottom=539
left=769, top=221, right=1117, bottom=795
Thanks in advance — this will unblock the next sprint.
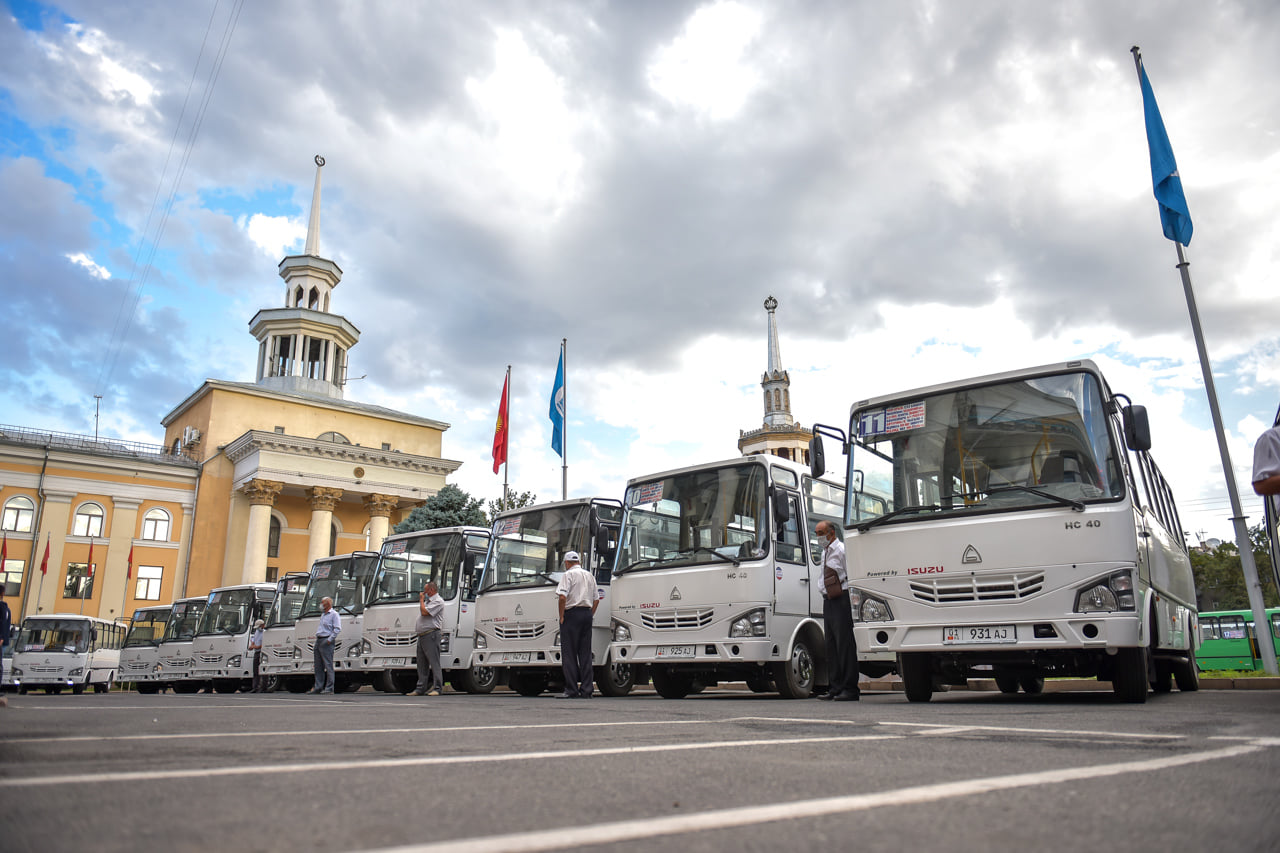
left=66, top=251, right=111, bottom=279
left=242, top=213, right=305, bottom=258
left=647, top=1, right=764, bottom=120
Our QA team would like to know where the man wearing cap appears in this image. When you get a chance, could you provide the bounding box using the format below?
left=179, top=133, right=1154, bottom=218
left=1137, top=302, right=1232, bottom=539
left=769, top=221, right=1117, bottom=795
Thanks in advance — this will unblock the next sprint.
left=248, top=618, right=266, bottom=693
left=556, top=551, right=598, bottom=698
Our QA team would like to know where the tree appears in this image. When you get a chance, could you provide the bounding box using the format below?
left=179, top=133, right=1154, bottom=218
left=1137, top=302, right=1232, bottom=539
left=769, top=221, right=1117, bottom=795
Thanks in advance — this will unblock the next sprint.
left=394, top=484, right=486, bottom=534
left=487, top=490, right=538, bottom=524
left=1191, top=523, right=1279, bottom=611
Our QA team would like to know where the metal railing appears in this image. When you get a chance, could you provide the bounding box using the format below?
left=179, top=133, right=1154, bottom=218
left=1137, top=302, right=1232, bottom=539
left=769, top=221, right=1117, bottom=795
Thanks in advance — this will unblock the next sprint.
left=0, top=423, right=198, bottom=466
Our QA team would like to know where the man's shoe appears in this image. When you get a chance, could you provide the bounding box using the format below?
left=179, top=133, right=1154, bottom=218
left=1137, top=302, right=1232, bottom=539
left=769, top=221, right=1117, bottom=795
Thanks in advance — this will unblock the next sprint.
left=413, top=690, right=427, bottom=696
left=321, top=689, right=334, bottom=694
left=818, top=691, right=836, bottom=700
left=833, top=691, right=859, bottom=701
left=426, top=689, right=440, bottom=697
left=306, top=688, right=321, bottom=694
left=555, top=691, right=576, bottom=699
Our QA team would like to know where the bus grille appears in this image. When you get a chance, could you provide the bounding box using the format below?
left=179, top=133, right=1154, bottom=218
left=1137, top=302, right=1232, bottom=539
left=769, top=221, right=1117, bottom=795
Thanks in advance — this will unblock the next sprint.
left=377, top=634, right=416, bottom=648
left=305, top=640, right=346, bottom=652
left=197, top=653, right=222, bottom=664
left=910, top=572, right=1045, bottom=604
left=29, top=665, right=63, bottom=674
left=640, top=608, right=714, bottom=630
left=271, top=648, right=294, bottom=659
left=493, top=623, right=545, bottom=640
left=122, top=661, right=150, bottom=671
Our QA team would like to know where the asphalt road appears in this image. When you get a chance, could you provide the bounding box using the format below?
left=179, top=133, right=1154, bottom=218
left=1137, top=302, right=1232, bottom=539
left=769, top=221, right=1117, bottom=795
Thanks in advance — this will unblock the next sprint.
left=2, top=683, right=1278, bottom=852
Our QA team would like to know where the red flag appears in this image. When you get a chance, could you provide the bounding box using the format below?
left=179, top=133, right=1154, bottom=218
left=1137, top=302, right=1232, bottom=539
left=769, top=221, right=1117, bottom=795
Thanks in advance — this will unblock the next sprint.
left=87, top=539, right=94, bottom=578
left=1, top=532, right=7, bottom=566
left=126, top=544, right=134, bottom=580
left=492, top=371, right=510, bottom=474
left=39, top=535, right=49, bottom=576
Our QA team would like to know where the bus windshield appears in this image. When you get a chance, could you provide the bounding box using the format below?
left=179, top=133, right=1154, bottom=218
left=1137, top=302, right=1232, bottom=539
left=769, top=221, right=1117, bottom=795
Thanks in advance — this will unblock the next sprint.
left=164, top=600, right=206, bottom=642
left=371, top=532, right=466, bottom=603
left=196, top=589, right=257, bottom=636
left=616, top=462, right=769, bottom=574
left=266, top=575, right=310, bottom=628
left=300, top=555, right=380, bottom=617
left=17, top=619, right=90, bottom=654
left=849, top=369, right=1124, bottom=530
left=124, top=611, right=169, bottom=647
left=480, top=504, right=593, bottom=592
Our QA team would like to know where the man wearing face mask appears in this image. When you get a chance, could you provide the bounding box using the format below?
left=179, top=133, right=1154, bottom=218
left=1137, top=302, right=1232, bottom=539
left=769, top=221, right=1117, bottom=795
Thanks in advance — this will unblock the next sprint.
left=816, top=521, right=859, bottom=701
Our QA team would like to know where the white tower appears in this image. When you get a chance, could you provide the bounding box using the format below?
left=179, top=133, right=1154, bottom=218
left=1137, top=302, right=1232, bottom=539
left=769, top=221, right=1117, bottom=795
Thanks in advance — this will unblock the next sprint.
left=248, top=155, right=361, bottom=399
left=738, top=296, right=812, bottom=461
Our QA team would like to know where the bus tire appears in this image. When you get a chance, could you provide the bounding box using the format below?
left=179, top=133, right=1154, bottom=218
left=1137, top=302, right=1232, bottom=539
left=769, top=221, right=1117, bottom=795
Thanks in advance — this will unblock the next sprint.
left=213, top=679, right=240, bottom=694
left=391, top=671, right=417, bottom=695
left=18, top=685, right=27, bottom=695
left=458, top=665, right=498, bottom=694
left=509, top=671, right=548, bottom=697
left=72, top=683, right=86, bottom=695
left=650, top=667, right=693, bottom=699
left=1172, top=650, right=1200, bottom=692
left=1018, top=675, right=1044, bottom=695
left=744, top=670, right=774, bottom=693
left=1112, top=647, right=1149, bottom=703
left=595, top=662, right=634, bottom=697
left=137, top=682, right=160, bottom=694
left=993, top=671, right=1021, bottom=694
left=772, top=637, right=816, bottom=699
left=1152, top=659, right=1173, bottom=693
left=93, top=678, right=111, bottom=694
left=899, top=653, right=933, bottom=703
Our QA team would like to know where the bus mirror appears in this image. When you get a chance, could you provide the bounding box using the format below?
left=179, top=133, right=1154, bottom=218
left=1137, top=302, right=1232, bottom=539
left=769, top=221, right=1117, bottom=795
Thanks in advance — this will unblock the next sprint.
left=773, top=487, right=791, bottom=526
left=810, top=434, right=826, bottom=478
left=1123, top=405, right=1152, bottom=451
left=851, top=470, right=864, bottom=492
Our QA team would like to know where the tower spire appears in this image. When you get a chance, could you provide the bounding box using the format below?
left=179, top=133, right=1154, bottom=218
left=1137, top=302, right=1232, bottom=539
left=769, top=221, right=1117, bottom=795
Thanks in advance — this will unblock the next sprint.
left=765, top=295, right=783, bottom=374
left=761, top=295, right=793, bottom=428
left=304, top=154, right=324, bottom=256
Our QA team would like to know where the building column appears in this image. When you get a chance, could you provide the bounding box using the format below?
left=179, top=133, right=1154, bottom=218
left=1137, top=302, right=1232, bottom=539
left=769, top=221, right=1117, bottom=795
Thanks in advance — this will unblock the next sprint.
left=26, top=492, right=72, bottom=619
left=104, top=497, right=142, bottom=623
left=362, top=493, right=398, bottom=553
left=240, top=479, right=283, bottom=585
left=305, top=487, right=344, bottom=569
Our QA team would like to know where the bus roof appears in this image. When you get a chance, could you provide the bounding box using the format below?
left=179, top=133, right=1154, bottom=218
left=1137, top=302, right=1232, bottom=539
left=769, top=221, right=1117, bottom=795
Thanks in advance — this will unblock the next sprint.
left=381, top=525, right=491, bottom=544
left=491, top=496, right=621, bottom=523
left=849, top=359, right=1110, bottom=413
left=624, top=454, right=830, bottom=488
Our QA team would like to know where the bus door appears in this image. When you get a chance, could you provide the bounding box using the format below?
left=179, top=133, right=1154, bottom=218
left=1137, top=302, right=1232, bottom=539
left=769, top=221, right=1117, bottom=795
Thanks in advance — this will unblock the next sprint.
left=773, top=489, right=812, bottom=617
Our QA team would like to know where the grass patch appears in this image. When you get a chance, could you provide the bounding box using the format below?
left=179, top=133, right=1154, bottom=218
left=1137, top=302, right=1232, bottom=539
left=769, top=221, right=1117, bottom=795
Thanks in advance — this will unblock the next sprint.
left=1198, top=669, right=1273, bottom=678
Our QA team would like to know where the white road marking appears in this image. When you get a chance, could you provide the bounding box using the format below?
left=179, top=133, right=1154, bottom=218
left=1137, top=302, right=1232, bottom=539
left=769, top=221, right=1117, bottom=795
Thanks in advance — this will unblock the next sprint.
left=358, top=741, right=1270, bottom=853
left=878, top=720, right=1184, bottom=740
left=0, top=733, right=902, bottom=788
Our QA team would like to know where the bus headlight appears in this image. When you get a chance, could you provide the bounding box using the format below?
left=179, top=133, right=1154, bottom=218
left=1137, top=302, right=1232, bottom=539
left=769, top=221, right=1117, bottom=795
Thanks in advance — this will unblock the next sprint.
left=612, top=620, right=631, bottom=643
left=292, top=645, right=303, bottom=659
left=729, top=609, right=767, bottom=638
left=346, top=643, right=362, bottom=658
left=68, top=667, right=84, bottom=678
left=360, top=639, right=372, bottom=655
left=228, top=655, right=242, bottom=668
left=11, top=666, right=22, bottom=677
left=473, top=632, right=487, bottom=649
left=855, top=591, right=893, bottom=622
left=1075, top=571, right=1136, bottom=612
left=439, top=633, right=450, bottom=652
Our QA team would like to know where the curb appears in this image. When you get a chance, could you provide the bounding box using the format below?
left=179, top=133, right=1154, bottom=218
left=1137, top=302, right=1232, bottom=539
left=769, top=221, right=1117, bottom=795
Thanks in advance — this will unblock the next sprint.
left=863, top=677, right=1280, bottom=692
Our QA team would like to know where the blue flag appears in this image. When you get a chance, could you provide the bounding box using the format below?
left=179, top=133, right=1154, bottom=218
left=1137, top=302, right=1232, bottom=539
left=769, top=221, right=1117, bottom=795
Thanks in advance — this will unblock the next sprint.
left=1138, top=64, right=1193, bottom=246
left=549, top=349, right=565, bottom=457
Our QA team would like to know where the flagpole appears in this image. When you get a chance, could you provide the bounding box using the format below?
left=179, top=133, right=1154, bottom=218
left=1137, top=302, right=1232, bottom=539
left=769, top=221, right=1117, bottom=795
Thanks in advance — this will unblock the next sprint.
left=121, top=545, right=133, bottom=621
left=81, top=538, right=90, bottom=615
left=1132, top=47, right=1278, bottom=675
left=34, top=534, right=48, bottom=615
left=561, top=338, right=568, bottom=501
left=503, top=364, right=511, bottom=509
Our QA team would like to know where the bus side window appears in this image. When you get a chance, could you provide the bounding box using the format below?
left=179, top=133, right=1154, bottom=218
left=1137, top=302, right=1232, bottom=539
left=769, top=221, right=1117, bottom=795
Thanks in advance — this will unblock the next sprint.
left=776, top=494, right=804, bottom=564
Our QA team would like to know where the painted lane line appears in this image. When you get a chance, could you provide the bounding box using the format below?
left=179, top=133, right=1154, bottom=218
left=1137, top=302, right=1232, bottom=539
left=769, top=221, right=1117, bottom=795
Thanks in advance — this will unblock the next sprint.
left=0, top=733, right=902, bottom=788
left=877, top=720, right=1184, bottom=740
left=358, top=741, right=1269, bottom=853
left=4, top=717, right=727, bottom=745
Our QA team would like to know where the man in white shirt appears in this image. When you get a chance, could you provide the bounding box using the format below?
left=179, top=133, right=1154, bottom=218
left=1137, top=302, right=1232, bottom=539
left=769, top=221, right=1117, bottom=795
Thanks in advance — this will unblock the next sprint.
left=414, top=581, right=445, bottom=696
left=555, top=551, right=598, bottom=698
left=816, top=521, right=859, bottom=701
left=248, top=618, right=265, bottom=693
left=308, top=596, right=341, bottom=694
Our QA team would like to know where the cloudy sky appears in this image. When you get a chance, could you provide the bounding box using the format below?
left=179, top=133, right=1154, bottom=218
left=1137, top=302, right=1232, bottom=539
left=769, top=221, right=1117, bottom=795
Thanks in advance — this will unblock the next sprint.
left=1, top=0, right=1277, bottom=544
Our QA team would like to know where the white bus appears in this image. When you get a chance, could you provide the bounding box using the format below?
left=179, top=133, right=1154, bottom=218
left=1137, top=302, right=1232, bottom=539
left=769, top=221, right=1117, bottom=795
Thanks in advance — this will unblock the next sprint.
left=364, top=526, right=494, bottom=694
left=472, top=498, right=630, bottom=696
left=190, top=582, right=277, bottom=693
left=119, top=604, right=172, bottom=693
left=813, top=359, right=1198, bottom=703
left=155, top=596, right=207, bottom=693
left=12, top=614, right=127, bottom=694
left=258, top=571, right=312, bottom=692
left=608, top=455, right=857, bottom=699
left=291, top=551, right=380, bottom=692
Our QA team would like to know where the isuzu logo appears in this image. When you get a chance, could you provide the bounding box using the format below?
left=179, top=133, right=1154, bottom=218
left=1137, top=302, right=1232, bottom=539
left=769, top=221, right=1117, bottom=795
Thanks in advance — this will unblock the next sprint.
left=962, top=545, right=982, bottom=564
left=907, top=566, right=945, bottom=575
left=514, top=605, right=523, bottom=616
left=669, top=587, right=682, bottom=601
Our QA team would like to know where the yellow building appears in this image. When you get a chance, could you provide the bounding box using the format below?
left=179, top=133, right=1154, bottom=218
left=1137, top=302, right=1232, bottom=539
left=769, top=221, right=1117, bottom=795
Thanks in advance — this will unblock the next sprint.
left=0, top=157, right=461, bottom=621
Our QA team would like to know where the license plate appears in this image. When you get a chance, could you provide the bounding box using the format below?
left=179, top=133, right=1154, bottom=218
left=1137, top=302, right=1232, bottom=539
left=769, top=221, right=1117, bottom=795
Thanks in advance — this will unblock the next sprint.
left=385, top=658, right=406, bottom=666
left=943, top=625, right=1016, bottom=644
left=505, top=652, right=531, bottom=663
left=656, top=645, right=695, bottom=658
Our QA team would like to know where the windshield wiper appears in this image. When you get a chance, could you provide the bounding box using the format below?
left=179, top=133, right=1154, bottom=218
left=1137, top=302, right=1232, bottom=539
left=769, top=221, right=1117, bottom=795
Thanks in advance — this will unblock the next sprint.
left=614, top=558, right=658, bottom=576
left=855, top=504, right=942, bottom=533
left=674, top=546, right=741, bottom=567
left=985, top=485, right=1085, bottom=512
left=482, top=572, right=560, bottom=593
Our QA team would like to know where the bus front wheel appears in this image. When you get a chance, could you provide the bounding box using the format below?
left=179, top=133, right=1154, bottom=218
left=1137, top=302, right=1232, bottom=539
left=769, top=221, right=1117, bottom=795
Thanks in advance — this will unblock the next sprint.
left=650, top=667, right=693, bottom=699
left=1111, top=647, right=1150, bottom=703
left=899, top=653, right=933, bottom=703
left=772, top=638, right=816, bottom=699
left=595, top=661, right=634, bottom=697
left=457, top=665, right=498, bottom=694
left=1172, top=650, right=1200, bottom=692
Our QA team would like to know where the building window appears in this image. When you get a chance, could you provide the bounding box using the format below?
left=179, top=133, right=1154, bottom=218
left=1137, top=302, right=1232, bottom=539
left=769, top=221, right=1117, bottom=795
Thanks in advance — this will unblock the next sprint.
left=72, top=503, right=105, bottom=538
left=63, top=563, right=94, bottom=599
left=268, top=516, right=281, bottom=559
left=329, top=522, right=337, bottom=558
left=2, top=495, right=35, bottom=532
left=266, top=567, right=279, bottom=582
left=141, top=508, right=171, bottom=541
left=318, top=431, right=350, bottom=444
left=1, top=558, right=22, bottom=596
left=135, top=565, right=163, bottom=601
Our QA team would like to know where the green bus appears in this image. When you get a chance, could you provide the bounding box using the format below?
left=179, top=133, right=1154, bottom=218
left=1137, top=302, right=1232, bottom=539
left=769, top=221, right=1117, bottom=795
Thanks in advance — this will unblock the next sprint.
left=1197, top=608, right=1280, bottom=671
